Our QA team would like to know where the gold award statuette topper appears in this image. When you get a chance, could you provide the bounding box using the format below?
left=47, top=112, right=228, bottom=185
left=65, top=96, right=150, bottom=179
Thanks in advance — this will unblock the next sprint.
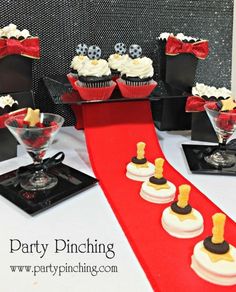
left=154, top=158, right=165, bottom=179
left=177, top=184, right=191, bottom=208
left=212, top=213, right=226, bottom=244
left=24, top=108, right=40, bottom=127
left=202, top=213, right=234, bottom=262
left=137, top=142, right=145, bottom=160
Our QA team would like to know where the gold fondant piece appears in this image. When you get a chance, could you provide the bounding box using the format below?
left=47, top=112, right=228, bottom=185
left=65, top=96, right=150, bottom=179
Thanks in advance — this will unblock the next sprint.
left=133, top=59, right=139, bottom=64
left=79, top=55, right=85, bottom=60
left=137, top=142, right=146, bottom=160
left=24, top=108, right=40, bottom=127
left=169, top=209, right=196, bottom=221
left=212, top=213, right=226, bottom=244
left=91, top=59, right=99, bottom=65
left=114, top=53, right=120, bottom=59
left=220, top=97, right=236, bottom=111
left=154, top=158, right=165, bottom=179
left=131, top=162, right=149, bottom=168
left=201, top=247, right=234, bottom=262
left=147, top=181, right=170, bottom=190
left=177, top=184, right=191, bottom=208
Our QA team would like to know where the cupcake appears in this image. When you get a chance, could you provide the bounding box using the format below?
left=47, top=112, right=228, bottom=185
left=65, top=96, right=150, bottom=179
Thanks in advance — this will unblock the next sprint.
left=191, top=213, right=236, bottom=286
left=78, top=45, right=112, bottom=88
left=108, top=43, right=130, bottom=80
left=0, top=23, right=32, bottom=40
left=117, top=44, right=157, bottom=98
left=74, top=45, right=116, bottom=101
left=0, top=95, right=18, bottom=115
left=161, top=184, right=204, bottom=238
left=126, top=142, right=155, bottom=181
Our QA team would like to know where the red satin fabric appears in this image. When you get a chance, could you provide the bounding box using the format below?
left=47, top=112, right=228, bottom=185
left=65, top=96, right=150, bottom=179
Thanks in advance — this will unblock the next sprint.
left=82, top=100, right=236, bottom=292
left=0, top=37, right=40, bottom=59
left=165, top=36, right=209, bottom=60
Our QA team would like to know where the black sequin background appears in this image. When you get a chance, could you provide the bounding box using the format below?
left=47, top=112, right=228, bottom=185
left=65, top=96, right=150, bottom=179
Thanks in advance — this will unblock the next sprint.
left=0, top=0, right=233, bottom=104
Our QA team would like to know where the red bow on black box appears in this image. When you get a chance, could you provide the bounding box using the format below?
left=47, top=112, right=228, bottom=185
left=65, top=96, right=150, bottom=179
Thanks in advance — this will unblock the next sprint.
left=0, top=37, right=40, bottom=59
left=165, top=36, right=209, bottom=60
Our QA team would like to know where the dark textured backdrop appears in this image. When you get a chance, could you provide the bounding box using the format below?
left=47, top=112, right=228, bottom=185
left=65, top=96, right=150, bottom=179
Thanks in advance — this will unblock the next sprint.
left=0, top=0, right=233, bottom=100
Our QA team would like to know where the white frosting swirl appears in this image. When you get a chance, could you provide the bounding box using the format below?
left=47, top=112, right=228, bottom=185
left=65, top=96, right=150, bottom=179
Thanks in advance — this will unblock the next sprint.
left=0, top=95, right=18, bottom=109
left=120, top=57, right=154, bottom=79
left=70, top=55, right=89, bottom=73
left=192, top=83, right=232, bottom=99
left=108, top=54, right=130, bottom=71
left=79, top=59, right=111, bottom=77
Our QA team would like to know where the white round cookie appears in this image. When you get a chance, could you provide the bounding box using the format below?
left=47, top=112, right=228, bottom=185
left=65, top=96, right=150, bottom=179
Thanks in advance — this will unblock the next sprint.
left=161, top=206, right=204, bottom=238
left=140, top=181, right=176, bottom=203
left=126, top=162, right=155, bottom=182
left=191, top=241, right=236, bottom=286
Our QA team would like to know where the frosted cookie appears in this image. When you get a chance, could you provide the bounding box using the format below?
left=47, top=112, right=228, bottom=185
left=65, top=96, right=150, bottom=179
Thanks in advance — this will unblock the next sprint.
left=191, top=213, right=236, bottom=286
left=126, top=142, right=155, bottom=181
left=140, top=158, right=176, bottom=203
left=161, top=184, right=203, bottom=238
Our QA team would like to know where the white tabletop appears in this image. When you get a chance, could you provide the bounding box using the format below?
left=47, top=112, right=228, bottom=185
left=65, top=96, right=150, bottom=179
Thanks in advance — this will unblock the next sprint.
left=0, top=126, right=235, bottom=292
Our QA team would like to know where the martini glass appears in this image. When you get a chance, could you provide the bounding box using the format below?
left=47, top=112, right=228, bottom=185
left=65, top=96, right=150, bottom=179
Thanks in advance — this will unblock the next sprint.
left=204, top=103, right=236, bottom=168
left=5, top=113, right=64, bottom=191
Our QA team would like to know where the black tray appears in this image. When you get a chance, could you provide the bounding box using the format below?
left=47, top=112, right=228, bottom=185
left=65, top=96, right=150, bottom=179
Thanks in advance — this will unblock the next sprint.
left=182, top=144, right=236, bottom=175
left=0, top=163, right=98, bottom=215
left=43, top=76, right=184, bottom=105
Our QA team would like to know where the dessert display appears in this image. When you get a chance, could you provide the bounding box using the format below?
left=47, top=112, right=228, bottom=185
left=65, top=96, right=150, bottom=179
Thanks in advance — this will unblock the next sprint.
left=74, top=45, right=116, bottom=101
left=108, top=43, right=130, bottom=80
left=140, top=158, right=176, bottom=203
left=0, top=95, right=18, bottom=115
left=5, top=108, right=64, bottom=191
left=117, top=44, right=157, bottom=98
left=126, top=142, right=155, bottom=181
left=161, top=184, right=204, bottom=238
left=191, top=213, right=236, bottom=286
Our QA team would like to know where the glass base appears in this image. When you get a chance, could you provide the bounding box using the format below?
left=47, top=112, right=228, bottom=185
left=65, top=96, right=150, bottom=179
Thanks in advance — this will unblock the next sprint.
left=20, top=171, right=58, bottom=191
left=204, top=150, right=236, bottom=168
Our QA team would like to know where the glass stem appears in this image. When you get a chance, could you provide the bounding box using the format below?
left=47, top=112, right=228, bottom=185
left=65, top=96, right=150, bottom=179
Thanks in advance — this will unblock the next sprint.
left=219, top=139, right=227, bottom=151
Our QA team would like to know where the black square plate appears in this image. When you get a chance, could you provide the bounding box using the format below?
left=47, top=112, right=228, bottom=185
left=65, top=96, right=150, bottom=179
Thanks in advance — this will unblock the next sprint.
left=0, top=163, right=98, bottom=215
left=182, top=144, right=236, bottom=176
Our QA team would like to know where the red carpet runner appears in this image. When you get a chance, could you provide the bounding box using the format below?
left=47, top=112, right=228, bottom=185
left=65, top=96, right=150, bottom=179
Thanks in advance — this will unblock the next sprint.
left=82, top=100, right=236, bottom=292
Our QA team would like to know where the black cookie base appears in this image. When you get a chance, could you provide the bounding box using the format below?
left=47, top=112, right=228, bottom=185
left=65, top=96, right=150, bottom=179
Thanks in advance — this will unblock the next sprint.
left=78, top=75, right=112, bottom=83
left=149, top=176, right=167, bottom=185
left=170, top=201, right=192, bottom=215
left=131, top=157, right=147, bottom=165
left=203, top=236, right=230, bottom=254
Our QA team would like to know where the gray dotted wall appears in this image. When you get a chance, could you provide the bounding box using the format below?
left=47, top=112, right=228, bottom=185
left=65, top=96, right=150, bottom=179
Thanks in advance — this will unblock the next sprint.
left=0, top=0, right=233, bottom=97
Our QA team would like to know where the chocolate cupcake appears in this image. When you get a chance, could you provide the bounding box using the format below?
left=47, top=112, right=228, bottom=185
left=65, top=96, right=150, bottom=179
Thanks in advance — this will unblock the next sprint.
left=120, top=44, right=154, bottom=86
left=78, top=45, right=112, bottom=88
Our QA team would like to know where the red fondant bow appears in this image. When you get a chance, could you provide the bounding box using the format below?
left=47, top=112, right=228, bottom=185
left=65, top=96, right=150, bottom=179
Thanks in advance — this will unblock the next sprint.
left=185, top=95, right=217, bottom=112
left=165, top=36, right=209, bottom=60
left=0, top=37, right=40, bottom=59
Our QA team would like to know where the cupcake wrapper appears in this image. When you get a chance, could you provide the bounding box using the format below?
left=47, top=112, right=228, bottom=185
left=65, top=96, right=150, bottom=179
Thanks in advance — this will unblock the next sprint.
left=74, top=80, right=116, bottom=101
left=78, top=80, right=112, bottom=88
left=67, top=73, right=78, bottom=90
left=116, top=78, right=157, bottom=98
